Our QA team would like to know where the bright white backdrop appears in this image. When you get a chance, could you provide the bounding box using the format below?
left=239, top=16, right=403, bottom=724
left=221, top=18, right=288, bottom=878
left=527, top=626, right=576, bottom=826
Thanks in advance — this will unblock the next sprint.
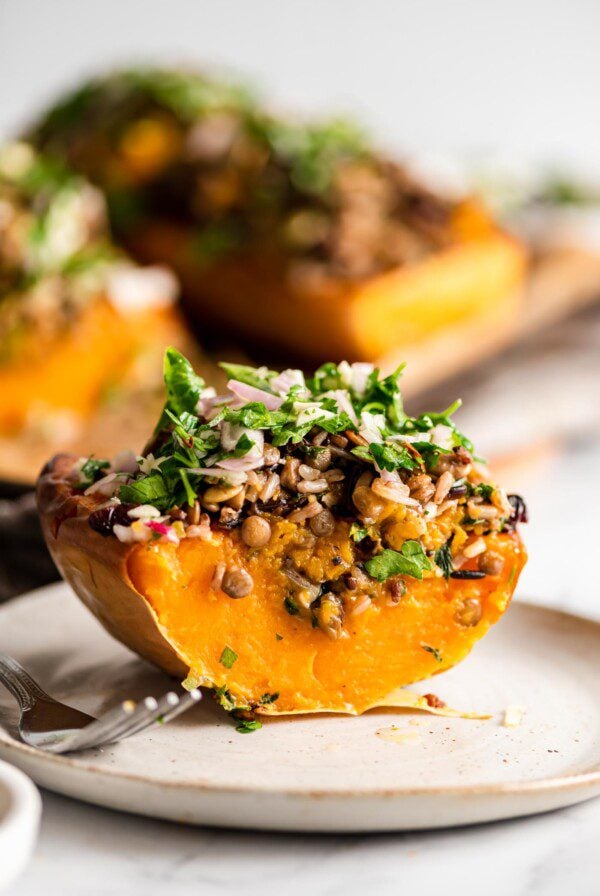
left=0, top=0, right=598, bottom=172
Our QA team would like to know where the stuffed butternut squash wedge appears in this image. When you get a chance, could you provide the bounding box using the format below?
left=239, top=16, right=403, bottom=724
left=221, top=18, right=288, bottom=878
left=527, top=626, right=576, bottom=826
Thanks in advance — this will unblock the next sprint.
left=29, top=69, right=526, bottom=363
left=38, top=349, right=527, bottom=717
left=0, top=141, right=205, bottom=482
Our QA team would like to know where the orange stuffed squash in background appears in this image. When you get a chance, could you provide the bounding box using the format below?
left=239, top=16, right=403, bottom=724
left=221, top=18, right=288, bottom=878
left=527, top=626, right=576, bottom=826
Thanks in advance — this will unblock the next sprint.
left=0, top=141, right=209, bottom=483
left=29, top=69, right=526, bottom=367
left=38, top=349, right=527, bottom=717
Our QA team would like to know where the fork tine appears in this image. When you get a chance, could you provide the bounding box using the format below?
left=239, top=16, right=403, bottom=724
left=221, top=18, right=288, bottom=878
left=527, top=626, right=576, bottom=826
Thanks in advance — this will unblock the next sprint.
left=52, top=688, right=202, bottom=753
left=95, top=696, right=160, bottom=747
left=106, top=691, right=179, bottom=743
left=64, top=700, right=137, bottom=752
left=156, top=689, right=202, bottom=725
left=102, top=688, right=201, bottom=745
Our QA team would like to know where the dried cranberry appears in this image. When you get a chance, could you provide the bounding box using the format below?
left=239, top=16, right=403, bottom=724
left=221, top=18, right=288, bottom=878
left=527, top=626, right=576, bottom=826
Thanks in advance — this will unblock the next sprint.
left=508, top=494, right=528, bottom=526
left=88, top=504, right=136, bottom=537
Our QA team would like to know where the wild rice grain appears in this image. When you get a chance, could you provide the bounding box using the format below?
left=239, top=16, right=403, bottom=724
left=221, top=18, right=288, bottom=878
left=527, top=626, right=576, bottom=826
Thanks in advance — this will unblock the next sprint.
left=298, top=464, right=321, bottom=481
left=211, top=562, right=226, bottom=590
left=434, top=471, right=454, bottom=504
left=287, top=501, right=323, bottom=523
left=297, top=478, right=328, bottom=494
left=463, top=537, right=486, bottom=559
left=259, top=472, right=279, bottom=503
left=280, top=457, right=300, bottom=491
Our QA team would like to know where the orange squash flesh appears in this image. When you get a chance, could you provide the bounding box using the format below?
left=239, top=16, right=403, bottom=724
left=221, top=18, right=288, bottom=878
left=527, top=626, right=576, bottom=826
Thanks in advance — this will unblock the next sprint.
left=126, top=201, right=526, bottom=363
left=0, top=299, right=186, bottom=436
left=38, top=455, right=526, bottom=716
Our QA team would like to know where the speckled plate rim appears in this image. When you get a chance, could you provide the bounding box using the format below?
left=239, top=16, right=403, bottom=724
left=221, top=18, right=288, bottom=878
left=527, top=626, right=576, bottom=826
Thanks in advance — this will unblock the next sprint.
left=0, top=587, right=598, bottom=800
left=0, top=732, right=599, bottom=799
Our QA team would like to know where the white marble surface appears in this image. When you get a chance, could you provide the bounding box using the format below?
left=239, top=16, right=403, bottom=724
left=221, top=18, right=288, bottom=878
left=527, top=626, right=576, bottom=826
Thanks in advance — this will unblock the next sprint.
left=9, top=788, right=600, bottom=896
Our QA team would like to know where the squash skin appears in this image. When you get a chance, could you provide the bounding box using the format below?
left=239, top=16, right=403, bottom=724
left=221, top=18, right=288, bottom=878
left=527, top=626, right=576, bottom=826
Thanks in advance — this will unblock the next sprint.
left=38, top=454, right=527, bottom=715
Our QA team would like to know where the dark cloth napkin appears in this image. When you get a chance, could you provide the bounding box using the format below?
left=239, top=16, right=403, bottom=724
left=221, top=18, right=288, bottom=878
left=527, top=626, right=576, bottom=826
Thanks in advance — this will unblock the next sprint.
left=0, top=486, right=59, bottom=602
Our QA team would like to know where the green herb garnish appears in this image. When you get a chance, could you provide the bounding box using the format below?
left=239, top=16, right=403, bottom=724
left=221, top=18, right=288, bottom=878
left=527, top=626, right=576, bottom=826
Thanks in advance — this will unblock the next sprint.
left=421, top=644, right=443, bottom=663
left=258, top=692, right=280, bottom=705
left=349, top=523, right=370, bottom=542
left=78, top=457, right=110, bottom=487
left=365, top=541, right=432, bottom=581
left=284, top=596, right=300, bottom=616
left=163, top=347, right=206, bottom=418
left=119, top=472, right=170, bottom=508
left=434, top=542, right=453, bottom=579
left=236, top=719, right=263, bottom=733
left=219, top=646, right=238, bottom=669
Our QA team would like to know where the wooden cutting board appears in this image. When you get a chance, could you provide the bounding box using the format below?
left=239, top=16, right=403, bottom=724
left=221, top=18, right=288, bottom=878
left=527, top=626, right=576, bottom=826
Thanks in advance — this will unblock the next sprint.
left=389, top=247, right=600, bottom=395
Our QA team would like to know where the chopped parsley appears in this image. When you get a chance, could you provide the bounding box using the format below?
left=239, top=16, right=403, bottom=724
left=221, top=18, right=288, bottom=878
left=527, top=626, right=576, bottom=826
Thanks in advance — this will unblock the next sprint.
left=162, top=346, right=206, bottom=417
left=421, top=644, right=443, bottom=663
left=284, top=596, right=300, bottom=616
left=365, top=541, right=432, bottom=581
left=369, top=441, right=420, bottom=472
left=349, top=523, right=370, bottom=543
left=236, top=719, right=263, bottom=733
left=87, top=347, right=475, bottom=517
left=434, top=542, right=453, bottom=579
left=214, top=685, right=236, bottom=712
left=258, top=692, right=279, bottom=705
left=119, top=473, right=170, bottom=509
left=78, top=457, right=110, bottom=487
left=474, top=483, right=494, bottom=500
left=219, top=362, right=275, bottom=393
left=219, top=646, right=238, bottom=669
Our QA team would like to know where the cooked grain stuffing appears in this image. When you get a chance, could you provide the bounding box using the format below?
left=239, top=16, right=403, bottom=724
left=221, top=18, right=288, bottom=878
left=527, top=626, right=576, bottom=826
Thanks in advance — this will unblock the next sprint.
left=73, top=349, right=527, bottom=641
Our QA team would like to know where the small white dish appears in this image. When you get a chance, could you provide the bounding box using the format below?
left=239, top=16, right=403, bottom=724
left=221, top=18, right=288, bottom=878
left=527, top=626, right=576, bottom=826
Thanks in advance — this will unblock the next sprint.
left=0, top=583, right=598, bottom=832
left=0, top=759, right=41, bottom=892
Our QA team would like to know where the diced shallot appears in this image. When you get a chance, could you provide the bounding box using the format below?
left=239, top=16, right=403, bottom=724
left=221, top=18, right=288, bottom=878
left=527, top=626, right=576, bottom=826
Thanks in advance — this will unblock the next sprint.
left=188, top=467, right=247, bottom=486
left=111, top=449, right=139, bottom=475
left=324, top=390, right=358, bottom=425
left=271, top=369, right=306, bottom=395
left=227, top=380, right=284, bottom=410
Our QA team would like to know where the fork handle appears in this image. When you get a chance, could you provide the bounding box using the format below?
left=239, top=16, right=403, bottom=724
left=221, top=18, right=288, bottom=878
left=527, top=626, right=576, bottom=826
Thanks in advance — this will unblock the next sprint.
left=0, top=654, right=53, bottom=711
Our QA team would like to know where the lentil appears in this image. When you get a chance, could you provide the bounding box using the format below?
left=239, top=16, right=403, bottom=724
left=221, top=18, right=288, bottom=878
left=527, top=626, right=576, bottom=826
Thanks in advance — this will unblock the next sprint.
left=479, top=550, right=504, bottom=575
left=309, top=508, right=335, bottom=537
left=241, top=515, right=272, bottom=548
left=221, top=566, right=254, bottom=598
left=454, top=597, right=482, bottom=627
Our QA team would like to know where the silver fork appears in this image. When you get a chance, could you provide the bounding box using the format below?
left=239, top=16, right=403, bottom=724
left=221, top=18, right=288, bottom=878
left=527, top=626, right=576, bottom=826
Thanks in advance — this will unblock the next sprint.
left=0, top=654, right=201, bottom=754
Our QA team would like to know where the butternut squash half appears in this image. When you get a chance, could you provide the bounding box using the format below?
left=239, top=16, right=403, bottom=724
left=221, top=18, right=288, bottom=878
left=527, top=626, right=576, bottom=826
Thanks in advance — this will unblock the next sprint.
left=0, top=141, right=205, bottom=482
left=30, top=68, right=527, bottom=363
left=37, top=351, right=527, bottom=716
left=127, top=203, right=525, bottom=363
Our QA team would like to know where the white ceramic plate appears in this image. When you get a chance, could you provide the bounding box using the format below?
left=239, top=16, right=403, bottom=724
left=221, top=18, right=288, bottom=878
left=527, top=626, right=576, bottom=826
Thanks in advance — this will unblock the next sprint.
left=0, top=583, right=598, bottom=832
left=0, top=759, right=41, bottom=892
